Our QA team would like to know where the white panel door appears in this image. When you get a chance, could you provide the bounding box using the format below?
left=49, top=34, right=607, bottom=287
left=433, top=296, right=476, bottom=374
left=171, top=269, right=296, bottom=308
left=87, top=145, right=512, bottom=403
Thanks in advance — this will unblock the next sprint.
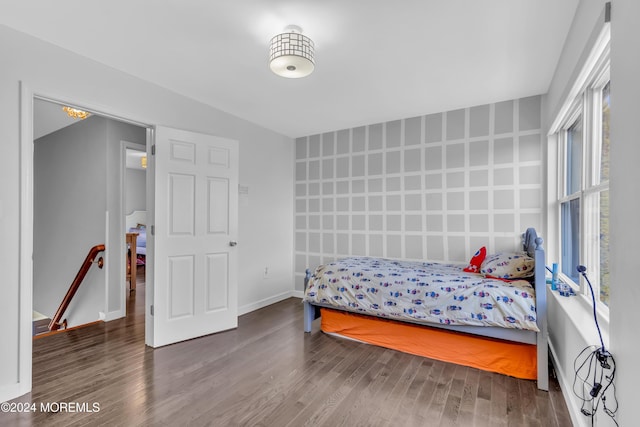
left=152, top=126, right=238, bottom=347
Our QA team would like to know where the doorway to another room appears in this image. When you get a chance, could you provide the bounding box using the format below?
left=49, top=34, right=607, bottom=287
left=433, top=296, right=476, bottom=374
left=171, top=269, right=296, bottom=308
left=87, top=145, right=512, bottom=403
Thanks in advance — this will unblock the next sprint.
left=20, top=88, right=239, bottom=402
left=31, top=98, right=148, bottom=337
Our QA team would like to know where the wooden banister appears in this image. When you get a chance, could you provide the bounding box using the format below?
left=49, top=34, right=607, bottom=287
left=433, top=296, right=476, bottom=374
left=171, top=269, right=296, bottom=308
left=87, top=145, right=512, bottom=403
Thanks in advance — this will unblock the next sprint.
left=48, top=244, right=106, bottom=332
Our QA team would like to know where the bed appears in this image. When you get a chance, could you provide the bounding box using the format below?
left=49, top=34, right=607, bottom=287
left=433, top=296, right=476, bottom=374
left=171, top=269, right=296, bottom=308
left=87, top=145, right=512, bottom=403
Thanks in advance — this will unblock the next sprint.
left=125, top=210, right=147, bottom=291
left=303, top=228, right=548, bottom=390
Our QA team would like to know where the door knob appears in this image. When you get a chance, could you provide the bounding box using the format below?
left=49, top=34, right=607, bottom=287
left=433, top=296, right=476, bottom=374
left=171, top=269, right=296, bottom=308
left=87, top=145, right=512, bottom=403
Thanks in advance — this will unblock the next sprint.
left=229, top=241, right=238, bottom=247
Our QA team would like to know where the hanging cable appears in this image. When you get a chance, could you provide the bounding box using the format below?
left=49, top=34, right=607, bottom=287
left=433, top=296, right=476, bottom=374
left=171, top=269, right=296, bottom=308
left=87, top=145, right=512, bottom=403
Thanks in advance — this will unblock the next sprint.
left=572, top=266, right=618, bottom=425
left=577, top=266, right=605, bottom=351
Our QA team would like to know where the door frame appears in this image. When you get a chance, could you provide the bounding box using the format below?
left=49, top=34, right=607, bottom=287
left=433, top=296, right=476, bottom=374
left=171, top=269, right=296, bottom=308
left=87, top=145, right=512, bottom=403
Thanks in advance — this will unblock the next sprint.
left=18, top=82, right=152, bottom=396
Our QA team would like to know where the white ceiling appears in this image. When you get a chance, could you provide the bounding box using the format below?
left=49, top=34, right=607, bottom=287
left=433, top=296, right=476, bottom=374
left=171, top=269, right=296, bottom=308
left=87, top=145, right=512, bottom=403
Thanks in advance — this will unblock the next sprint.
left=1, top=1, right=578, bottom=138
left=33, top=99, right=88, bottom=140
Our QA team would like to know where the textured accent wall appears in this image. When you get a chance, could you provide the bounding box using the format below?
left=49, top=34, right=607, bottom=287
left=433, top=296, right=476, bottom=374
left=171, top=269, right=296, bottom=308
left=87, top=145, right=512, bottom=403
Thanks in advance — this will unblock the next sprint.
left=295, top=96, right=543, bottom=288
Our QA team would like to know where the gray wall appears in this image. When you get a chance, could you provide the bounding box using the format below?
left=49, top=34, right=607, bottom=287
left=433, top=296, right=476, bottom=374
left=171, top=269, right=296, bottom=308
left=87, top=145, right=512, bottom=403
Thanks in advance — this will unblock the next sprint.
left=609, top=0, right=640, bottom=426
left=105, top=120, right=146, bottom=316
left=125, top=168, right=146, bottom=214
left=34, top=116, right=108, bottom=326
left=294, top=96, right=544, bottom=288
left=0, top=23, right=294, bottom=401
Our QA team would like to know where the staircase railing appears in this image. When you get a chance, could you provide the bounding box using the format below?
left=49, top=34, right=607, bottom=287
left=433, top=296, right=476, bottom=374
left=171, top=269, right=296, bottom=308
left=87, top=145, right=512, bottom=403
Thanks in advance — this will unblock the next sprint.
left=48, top=244, right=106, bottom=332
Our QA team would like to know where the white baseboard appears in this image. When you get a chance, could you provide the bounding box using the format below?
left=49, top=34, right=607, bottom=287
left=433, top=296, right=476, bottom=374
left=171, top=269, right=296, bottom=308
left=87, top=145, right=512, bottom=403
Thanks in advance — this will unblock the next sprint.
left=103, top=309, right=125, bottom=322
left=238, top=290, right=302, bottom=316
left=549, top=340, right=587, bottom=427
left=0, top=383, right=31, bottom=405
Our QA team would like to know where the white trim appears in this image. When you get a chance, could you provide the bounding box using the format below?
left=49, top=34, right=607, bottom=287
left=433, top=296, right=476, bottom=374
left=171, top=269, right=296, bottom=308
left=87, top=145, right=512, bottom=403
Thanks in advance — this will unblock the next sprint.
left=33, top=94, right=150, bottom=130
left=16, top=85, right=153, bottom=401
left=548, top=340, right=588, bottom=427
left=119, top=141, right=146, bottom=322
left=104, top=210, right=114, bottom=321
left=15, top=82, right=34, bottom=401
left=548, top=23, right=611, bottom=135
left=144, top=128, right=155, bottom=348
left=238, top=290, right=302, bottom=316
left=551, top=23, right=611, bottom=312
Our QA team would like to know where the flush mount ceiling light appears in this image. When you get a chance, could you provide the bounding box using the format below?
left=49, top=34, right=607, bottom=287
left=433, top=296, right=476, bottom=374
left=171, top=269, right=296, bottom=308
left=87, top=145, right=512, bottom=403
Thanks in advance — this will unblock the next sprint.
left=62, top=106, right=91, bottom=120
left=269, top=25, right=315, bottom=78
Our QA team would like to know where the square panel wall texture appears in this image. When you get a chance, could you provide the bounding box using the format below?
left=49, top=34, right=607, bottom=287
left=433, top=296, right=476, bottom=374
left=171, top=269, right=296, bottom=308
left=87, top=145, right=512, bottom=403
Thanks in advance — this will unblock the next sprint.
left=294, top=96, right=543, bottom=286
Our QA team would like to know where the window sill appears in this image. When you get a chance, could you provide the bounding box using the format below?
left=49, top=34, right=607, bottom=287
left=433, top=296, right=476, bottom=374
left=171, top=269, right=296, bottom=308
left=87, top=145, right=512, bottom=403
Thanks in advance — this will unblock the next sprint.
left=548, top=284, right=610, bottom=348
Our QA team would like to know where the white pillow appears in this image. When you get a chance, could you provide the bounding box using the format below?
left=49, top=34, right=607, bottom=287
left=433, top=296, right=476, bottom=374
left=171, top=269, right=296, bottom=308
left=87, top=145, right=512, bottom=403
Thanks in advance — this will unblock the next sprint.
left=480, top=252, right=535, bottom=279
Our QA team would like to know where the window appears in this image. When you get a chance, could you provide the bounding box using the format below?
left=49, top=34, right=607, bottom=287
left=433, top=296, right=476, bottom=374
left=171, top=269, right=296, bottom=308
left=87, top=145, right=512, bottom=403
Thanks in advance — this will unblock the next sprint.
left=555, top=40, right=610, bottom=309
left=561, top=118, right=582, bottom=283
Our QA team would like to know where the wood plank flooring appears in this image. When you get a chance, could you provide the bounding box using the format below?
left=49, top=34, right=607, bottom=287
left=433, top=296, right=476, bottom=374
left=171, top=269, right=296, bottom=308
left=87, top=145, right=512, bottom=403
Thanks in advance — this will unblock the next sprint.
left=4, top=278, right=572, bottom=426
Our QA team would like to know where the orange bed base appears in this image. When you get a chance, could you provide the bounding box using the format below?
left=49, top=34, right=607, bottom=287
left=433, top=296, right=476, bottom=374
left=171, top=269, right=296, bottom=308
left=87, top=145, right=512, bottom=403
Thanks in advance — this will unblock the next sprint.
left=320, top=308, right=537, bottom=380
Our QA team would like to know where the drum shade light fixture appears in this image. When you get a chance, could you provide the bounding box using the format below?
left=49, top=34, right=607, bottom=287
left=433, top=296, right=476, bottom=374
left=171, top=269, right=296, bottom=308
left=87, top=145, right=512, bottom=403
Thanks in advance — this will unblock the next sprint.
left=269, top=25, right=314, bottom=78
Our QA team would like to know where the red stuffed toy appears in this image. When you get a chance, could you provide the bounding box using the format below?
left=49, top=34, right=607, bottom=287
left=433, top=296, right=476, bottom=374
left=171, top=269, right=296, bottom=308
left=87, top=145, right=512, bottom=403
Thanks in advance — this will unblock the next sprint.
left=463, top=246, right=486, bottom=273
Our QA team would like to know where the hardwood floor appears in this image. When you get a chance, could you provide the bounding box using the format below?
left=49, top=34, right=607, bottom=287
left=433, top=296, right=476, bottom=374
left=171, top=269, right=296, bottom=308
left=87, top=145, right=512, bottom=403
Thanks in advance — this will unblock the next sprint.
left=4, top=277, right=572, bottom=426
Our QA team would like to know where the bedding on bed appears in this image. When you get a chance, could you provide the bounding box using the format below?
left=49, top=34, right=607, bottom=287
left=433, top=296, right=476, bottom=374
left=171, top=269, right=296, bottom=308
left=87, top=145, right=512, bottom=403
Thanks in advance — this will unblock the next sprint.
left=303, top=257, right=539, bottom=332
left=129, top=227, right=147, bottom=256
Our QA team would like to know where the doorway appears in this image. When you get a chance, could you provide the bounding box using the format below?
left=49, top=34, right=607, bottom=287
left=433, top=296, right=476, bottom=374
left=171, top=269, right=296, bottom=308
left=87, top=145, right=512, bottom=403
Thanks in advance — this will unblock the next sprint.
left=32, top=98, right=149, bottom=333
left=19, top=86, right=239, bottom=401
